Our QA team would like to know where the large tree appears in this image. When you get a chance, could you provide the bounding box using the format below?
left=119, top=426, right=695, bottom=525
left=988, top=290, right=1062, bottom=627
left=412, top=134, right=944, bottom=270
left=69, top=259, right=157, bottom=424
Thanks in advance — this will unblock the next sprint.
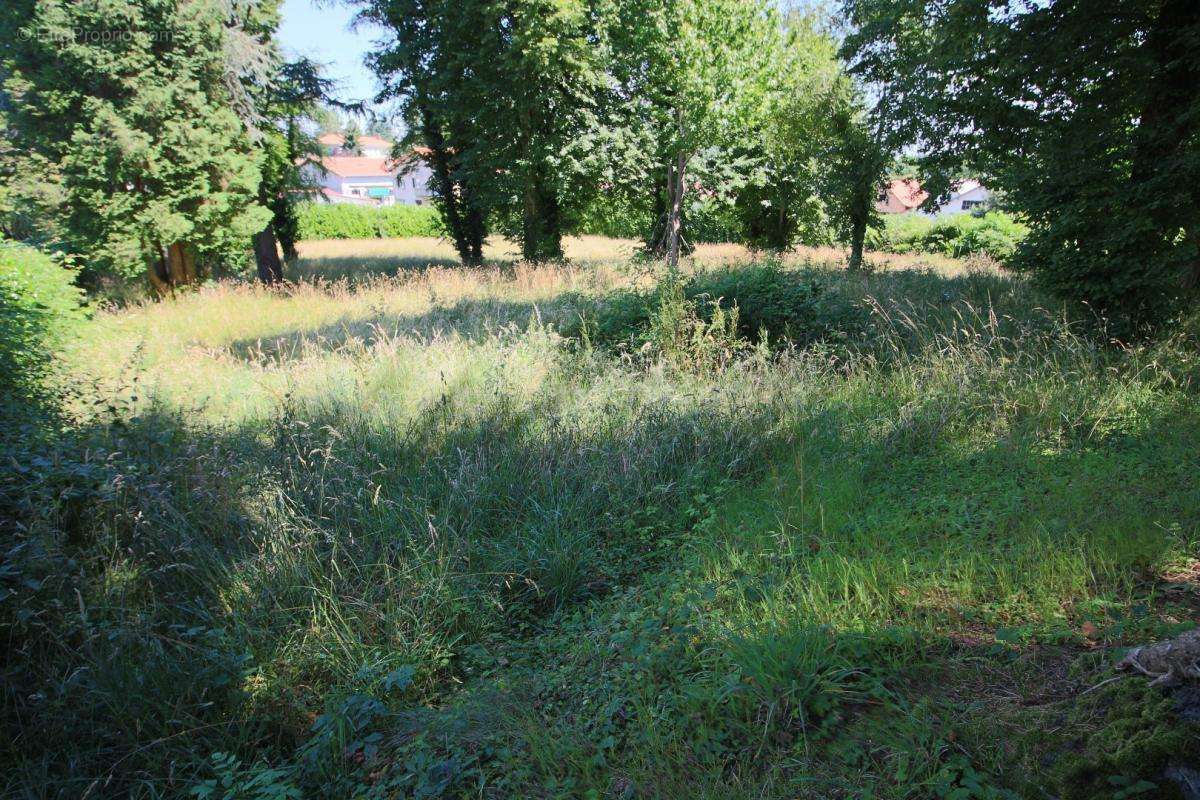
left=363, top=0, right=611, bottom=264
left=0, top=0, right=272, bottom=291
left=842, top=0, right=1200, bottom=327
left=362, top=0, right=492, bottom=265
left=479, top=0, right=612, bottom=262
left=609, top=0, right=780, bottom=266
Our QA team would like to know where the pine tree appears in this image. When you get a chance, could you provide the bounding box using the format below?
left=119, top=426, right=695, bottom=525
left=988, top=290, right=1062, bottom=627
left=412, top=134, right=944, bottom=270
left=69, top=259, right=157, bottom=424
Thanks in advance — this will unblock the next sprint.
left=0, top=0, right=271, bottom=290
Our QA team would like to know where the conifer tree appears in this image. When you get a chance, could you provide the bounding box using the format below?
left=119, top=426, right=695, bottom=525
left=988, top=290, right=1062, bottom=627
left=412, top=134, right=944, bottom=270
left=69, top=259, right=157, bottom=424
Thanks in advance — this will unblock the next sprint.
left=1, top=0, right=271, bottom=290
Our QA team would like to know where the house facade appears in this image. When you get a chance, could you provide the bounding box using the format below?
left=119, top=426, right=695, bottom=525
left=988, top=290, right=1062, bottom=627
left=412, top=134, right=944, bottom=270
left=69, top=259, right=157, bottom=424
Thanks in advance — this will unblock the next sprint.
left=304, top=134, right=433, bottom=206
left=933, top=180, right=990, bottom=215
left=875, top=178, right=992, bottom=217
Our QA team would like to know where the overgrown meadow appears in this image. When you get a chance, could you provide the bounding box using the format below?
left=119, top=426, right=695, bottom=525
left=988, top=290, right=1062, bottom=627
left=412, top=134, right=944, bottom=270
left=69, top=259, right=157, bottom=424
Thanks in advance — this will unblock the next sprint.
left=3, top=238, right=1198, bottom=799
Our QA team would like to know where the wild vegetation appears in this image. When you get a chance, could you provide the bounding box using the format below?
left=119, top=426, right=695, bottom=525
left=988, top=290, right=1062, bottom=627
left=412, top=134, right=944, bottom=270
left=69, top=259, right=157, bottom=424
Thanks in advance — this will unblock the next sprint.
left=2, top=237, right=1198, bottom=798
left=867, top=212, right=1029, bottom=263
left=1, top=0, right=1199, bottom=797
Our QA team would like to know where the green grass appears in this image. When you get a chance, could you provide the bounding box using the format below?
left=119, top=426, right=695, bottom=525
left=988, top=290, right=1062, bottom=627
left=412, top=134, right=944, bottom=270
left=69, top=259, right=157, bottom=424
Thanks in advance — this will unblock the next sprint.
left=3, top=242, right=1198, bottom=799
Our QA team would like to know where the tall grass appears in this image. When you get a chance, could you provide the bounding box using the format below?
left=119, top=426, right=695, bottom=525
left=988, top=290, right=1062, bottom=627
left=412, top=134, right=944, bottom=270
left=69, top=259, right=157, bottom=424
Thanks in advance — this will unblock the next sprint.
left=3, top=245, right=1197, bottom=799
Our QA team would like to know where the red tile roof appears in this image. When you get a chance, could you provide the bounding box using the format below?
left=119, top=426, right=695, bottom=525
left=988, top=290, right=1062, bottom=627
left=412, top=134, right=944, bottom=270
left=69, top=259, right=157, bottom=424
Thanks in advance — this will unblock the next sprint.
left=318, top=156, right=397, bottom=178
left=318, top=132, right=394, bottom=150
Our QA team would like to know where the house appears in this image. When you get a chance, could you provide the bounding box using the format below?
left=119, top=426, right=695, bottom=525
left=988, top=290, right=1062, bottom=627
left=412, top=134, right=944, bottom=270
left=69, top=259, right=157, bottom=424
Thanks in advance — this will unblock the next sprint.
left=876, top=178, right=928, bottom=214
left=933, top=180, right=990, bottom=216
left=303, top=134, right=433, bottom=206
left=875, top=178, right=992, bottom=217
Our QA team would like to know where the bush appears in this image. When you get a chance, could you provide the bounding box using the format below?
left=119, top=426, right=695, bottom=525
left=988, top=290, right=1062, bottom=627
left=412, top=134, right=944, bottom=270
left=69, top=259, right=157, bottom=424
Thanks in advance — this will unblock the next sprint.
left=0, top=242, right=86, bottom=417
left=574, top=195, right=743, bottom=244
left=296, top=203, right=446, bottom=240
left=568, top=262, right=866, bottom=353
left=867, top=211, right=1028, bottom=261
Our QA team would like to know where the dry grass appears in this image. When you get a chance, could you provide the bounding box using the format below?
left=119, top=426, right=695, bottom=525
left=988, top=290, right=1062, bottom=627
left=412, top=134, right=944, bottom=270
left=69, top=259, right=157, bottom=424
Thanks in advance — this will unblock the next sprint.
left=291, top=234, right=968, bottom=283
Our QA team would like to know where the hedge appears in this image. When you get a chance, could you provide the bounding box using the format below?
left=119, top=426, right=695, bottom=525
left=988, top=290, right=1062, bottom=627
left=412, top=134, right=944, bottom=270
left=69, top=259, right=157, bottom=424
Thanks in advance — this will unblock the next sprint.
left=296, top=203, right=446, bottom=240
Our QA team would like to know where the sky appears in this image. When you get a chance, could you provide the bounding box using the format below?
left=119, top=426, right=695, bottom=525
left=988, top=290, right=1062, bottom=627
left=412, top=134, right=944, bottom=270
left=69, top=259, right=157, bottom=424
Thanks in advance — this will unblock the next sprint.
left=277, top=0, right=389, bottom=113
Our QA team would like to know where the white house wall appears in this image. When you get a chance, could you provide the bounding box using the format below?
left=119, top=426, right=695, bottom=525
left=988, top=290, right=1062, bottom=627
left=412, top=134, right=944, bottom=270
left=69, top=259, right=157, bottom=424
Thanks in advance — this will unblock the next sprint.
left=930, top=186, right=991, bottom=217
left=394, top=163, right=433, bottom=205
left=301, top=161, right=433, bottom=206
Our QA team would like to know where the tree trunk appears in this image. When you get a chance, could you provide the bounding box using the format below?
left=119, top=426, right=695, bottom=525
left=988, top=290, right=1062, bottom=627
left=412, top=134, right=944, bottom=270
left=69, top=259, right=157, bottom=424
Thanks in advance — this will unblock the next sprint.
left=165, top=242, right=196, bottom=285
left=148, top=242, right=198, bottom=294
left=148, top=245, right=171, bottom=295
left=253, top=224, right=284, bottom=284
left=522, top=176, right=540, bottom=262
left=418, top=101, right=481, bottom=266
left=848, top=214, right=867, bottom=271
left=665, top=150, right=686, bottom=269
left=521, top=171, right=564, bottom=263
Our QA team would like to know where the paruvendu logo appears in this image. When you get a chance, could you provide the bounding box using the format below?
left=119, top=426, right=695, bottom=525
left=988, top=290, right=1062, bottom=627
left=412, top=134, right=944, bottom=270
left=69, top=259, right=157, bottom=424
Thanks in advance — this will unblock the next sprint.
left=19, top=26, right=175, bottom=44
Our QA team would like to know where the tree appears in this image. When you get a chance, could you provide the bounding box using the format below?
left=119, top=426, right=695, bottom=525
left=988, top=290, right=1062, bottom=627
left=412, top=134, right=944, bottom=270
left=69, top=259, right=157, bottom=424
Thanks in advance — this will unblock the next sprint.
left=734, top=11, right=846, bottom=251
left=251, top=59, right=337, bottom=283
left=218, top=2, right=337, bottom=284
left=364, top=0, right=613, bottom=264
left=820, top=101, right=887, bottom=270
left=341, top=119, right=364, bottom=155
left=842, top=0, right=1200, bottom=328
left=610, top=0, right=780, bottom=266
left=0, top=0, right=271, bottom=291
left=366, top=116, right=396, bottom=140
left=312, top=104, right=343, bottom=135
left=480, top=0, right=612, bottom=263
left=362, top=0, right=492, bottom=265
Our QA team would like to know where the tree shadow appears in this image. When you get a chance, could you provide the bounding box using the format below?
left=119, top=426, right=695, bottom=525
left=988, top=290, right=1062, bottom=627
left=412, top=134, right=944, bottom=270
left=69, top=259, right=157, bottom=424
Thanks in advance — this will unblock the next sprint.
left=223, top=296, right=578, bottom=363
left=7, top=332, right=1196, bottom=797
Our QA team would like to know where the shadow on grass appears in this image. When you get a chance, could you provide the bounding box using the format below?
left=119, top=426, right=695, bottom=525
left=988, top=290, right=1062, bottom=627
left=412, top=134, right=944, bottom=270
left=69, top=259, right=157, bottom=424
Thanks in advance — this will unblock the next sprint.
left=288, top=254, right=469, bottom=283
left=223, top=296, right=571, bottom=363
left=228, top=266, right=1029, bottom=366
left=1, top=370, right=785, bottom=795
left=8, top=262, right=1189, bottom=798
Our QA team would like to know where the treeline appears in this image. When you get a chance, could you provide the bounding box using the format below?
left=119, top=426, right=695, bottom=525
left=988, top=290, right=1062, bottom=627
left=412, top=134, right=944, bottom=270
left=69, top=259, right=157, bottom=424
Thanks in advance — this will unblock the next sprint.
left=842, top=0, right=1200, bottom=328
left=355, top=0, right=882, bottom=268
left=1, top=0, right=1196, bottom=327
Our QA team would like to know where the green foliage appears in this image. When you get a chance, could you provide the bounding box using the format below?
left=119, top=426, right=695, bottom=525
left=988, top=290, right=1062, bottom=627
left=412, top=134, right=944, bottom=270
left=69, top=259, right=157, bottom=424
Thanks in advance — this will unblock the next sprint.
left=295, top=203, right=445, bottom=240
left=0, top=0, right=272, bottom=283
left=568, top=262, right=864, bottom=352
left=4, top=221, right=1200, bottom=798
left=0, top=242, right=85, bottom=417
left=191, top=754, right=301, bottom=800
left=842, top=0, right=1200, bottom=326
left=1052, top=681, right=1200, bottom=800
left=576, top=194, right=743, bottom=244
left=868, top=212, right=1029, bottom=261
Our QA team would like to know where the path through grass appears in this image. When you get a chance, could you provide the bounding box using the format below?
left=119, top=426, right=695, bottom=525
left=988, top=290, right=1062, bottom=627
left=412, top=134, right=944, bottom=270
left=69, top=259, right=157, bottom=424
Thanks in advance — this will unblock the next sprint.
left=4, top=244, right=1198, bottom=798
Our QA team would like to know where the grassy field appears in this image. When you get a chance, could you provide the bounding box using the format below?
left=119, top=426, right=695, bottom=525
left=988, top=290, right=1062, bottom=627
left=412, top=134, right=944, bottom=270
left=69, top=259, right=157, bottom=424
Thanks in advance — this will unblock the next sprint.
left=5, top=236, right=1199, bottom=798
left=289, top=234, right=966, bottom=280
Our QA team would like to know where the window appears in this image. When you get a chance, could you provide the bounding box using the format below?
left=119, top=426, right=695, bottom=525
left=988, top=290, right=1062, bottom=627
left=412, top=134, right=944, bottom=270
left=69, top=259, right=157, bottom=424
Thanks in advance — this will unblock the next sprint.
left=961, top=199, right=984, bottom=210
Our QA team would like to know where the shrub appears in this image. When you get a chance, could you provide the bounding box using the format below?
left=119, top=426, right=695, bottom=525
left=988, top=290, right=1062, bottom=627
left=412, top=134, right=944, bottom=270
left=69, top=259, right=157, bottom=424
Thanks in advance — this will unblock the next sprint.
left=574, top=195, right=743, bottom=244
left=569, top=262, right=866, bottom=354
left=867, top=211, right=1028, bottom=261
left=0, top=242, right=86, bottom=417
left=296, top=203, right=446, bottom=240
